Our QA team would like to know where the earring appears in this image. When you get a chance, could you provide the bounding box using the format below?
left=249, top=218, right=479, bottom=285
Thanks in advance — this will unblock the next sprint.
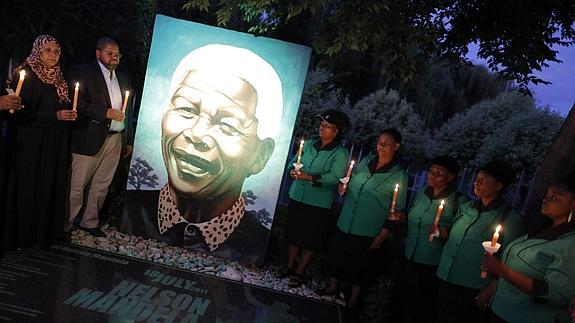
left=569, top=211, right=573, bottom=223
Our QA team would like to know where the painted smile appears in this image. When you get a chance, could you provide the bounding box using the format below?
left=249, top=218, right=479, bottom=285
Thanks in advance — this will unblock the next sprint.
left=173, top=148, right=220, bottom=175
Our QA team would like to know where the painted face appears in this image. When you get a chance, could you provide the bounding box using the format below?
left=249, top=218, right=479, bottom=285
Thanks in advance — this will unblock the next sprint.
left=541, top=184, right=575, bottom=220
left=161, top=70, right=261, bottom=199
left=376, top=133, right=400, bottom=160
left=427, top=165, right=453, bottom=189
left=40, top=42, right=60, bottom=67
left=473, top=171, right=502, bottom=198
left=96, top=43, right=121, bottom=70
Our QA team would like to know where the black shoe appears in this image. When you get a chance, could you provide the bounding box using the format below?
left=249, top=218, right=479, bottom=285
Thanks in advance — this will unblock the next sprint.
left=287, top=273, right=306, bottom=287
left=277, top=267, right=296, bottom=279
left=78, top=226, right=106, bottom=237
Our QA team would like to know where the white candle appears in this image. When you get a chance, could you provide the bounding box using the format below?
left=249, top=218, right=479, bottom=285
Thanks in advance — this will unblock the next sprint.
left=429, top=200, right=445, bottom=242
left=296, top=139, right=304, bottom=164
left=9, top=70, right=26, bottom=114
left=345, top=160, right=355, bottom=178
left=390, top=183, right=399, bottom=213
left=491, top=225, right=502, bottom=247
left=14, top=70, right=25, bottom=96
left=122, top=90, right=130, bottom=113
left=72, top=82, right=79, bottom=112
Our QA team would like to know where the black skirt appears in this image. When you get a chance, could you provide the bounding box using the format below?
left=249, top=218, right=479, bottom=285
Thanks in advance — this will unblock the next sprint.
left=284, top=198, right=332, bottom=251
left=324, top=227, right=386, bottom=286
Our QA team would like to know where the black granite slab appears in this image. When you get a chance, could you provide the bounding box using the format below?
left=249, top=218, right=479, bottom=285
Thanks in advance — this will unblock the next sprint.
left=0, top=244, right=341, bottom=322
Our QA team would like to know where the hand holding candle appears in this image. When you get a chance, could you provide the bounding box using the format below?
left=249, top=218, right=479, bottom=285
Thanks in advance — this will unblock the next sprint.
left=341, top=160, right=355, bottom=190
left=122, top=90, right=130, bottom=114
left=428, top=200, right=445, bottom=242
left=481, top=224, right=502, bottom=278
left=10, top=70, right=26, bottom=113
left=72, top=82, right=79, bottom=112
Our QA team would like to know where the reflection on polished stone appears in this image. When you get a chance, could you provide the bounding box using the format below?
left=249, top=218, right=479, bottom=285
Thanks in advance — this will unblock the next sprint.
left=0, top=244, right=341, bottom=322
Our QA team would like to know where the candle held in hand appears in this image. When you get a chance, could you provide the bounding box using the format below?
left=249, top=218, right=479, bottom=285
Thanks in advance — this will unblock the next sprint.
left=345, top=160, right=355, bottom=178
left=390, top=183, right=399, bottom=213
left=296, top=139, right=304, bottom=165
left=10, top=70, right=26, bottom=114
left=15, top=70, right=25, bottom=96
left=429, top=200, right=445, bottom=242
left=491, top=224, right=502, bottom=247
left=72, top=82, right=79, bottom=112
left=122, top=90, right=130, bottom=113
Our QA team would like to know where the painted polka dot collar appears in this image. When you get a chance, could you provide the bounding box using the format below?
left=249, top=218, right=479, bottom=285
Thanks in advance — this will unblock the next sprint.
left=157, top=184, right=245, bottom=251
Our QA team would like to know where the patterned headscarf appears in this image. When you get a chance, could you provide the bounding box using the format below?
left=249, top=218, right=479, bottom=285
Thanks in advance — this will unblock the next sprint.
left=8, top=35, right=70, bottom=103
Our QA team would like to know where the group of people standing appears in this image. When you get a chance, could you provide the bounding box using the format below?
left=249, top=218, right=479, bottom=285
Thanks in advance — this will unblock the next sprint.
left=0, top=35, right=134, bottom=253
left=1, top=34, right=574, bottom=323
left=281, top=109, right=575, bottom=322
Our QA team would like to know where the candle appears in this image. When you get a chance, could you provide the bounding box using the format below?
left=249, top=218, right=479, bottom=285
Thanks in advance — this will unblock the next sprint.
left=14, top=70, right=25, bottom=96
left=72, top=82, right=79, bottom=112
left=345, top=160, right=355, bottom=178
left=429, top=200, right=445, bottom=242
left=10, top=70, right=26, bottom=113
left=390, top=183, right=399, bottom=214
left=491, top=224, right=501, bottom=247
left=481, top=224, right=503, bottom=278
left=122, top=90, right=130, bottom=113
left=296, top=139, right=304, bottom=164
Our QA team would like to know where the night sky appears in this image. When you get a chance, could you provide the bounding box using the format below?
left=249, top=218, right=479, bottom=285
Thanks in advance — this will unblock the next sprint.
left=468, top=43, right=575, bottom=117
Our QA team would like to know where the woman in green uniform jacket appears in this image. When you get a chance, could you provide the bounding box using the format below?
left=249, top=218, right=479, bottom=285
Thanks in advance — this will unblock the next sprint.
left=282, top=110, right=350, bottom=287
left=483, top=175, right=575, bottom=323
left=319, top=128, right=408, bottom=309
left=436, top=160, right=524, bottom=323
left=402, top=155, right=468, bottom=323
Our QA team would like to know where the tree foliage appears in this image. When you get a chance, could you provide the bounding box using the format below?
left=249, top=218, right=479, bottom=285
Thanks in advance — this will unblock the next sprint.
left=180, top=0, right=575, bottom=93
left=293, top=67, right=350, bottom=140
left=406, top=63, right=512, bottom=127
left=431, top=91, right=540, bottom=167
left=350, top=88, right=429, bottom=164
left=475, top=107, right=563, bottom=176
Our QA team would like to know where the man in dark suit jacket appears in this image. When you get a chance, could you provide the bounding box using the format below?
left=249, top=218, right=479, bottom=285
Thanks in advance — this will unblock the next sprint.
left=67, top=37, right=134, bottom=237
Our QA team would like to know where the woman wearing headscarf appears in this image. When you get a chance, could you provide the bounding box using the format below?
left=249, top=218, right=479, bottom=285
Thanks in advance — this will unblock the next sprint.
left=435, top=160, right=525, bottom=323
left=318, top=128, right=408, bottom=310
left=401, top=155, right=468, bottom=323
left=483, top=174, right=575, bottom=323
left=2, top=35, right=76, bottom=250
left=282, top=109, right=350, bottom=287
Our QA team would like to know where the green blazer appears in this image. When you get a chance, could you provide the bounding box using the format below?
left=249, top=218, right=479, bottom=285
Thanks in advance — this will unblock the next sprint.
left=288, top=138, right=349, bottom=209
left=336, top=155, right=408, bottom=238
left=404, top=186, right=469, bottom=266
left=437, top=198, right=525, bottom=289
left=491, top=224, right=575, bottom=323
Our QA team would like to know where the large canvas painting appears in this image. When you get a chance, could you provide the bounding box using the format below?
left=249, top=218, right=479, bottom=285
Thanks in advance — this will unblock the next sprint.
left=121, top=15, right=311, bottom=265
